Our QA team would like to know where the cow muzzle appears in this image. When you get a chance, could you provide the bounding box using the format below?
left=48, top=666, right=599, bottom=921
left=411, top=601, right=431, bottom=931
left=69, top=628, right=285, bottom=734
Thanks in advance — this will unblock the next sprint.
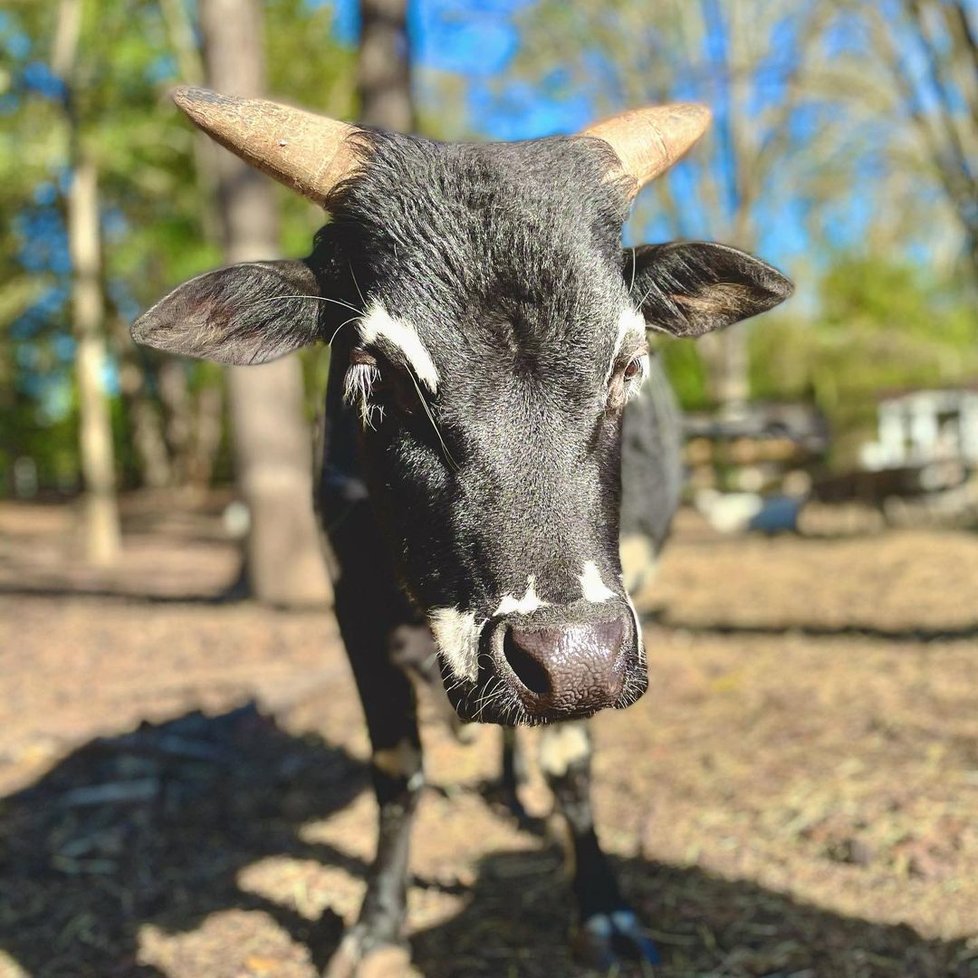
left=458, top=604, right=646, bottom=725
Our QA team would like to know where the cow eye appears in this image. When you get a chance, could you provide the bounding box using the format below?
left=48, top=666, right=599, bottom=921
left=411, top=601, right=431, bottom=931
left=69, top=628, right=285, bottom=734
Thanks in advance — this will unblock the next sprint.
left=620, top=352, right=648, bottom=387
left=606, top=351, right=648, bottom=413
left=350, top=348, right=378, bottom=369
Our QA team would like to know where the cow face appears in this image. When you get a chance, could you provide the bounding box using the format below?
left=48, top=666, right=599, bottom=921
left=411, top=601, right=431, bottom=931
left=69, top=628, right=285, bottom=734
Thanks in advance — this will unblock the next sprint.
left=133, top=104, right=792, bottom=726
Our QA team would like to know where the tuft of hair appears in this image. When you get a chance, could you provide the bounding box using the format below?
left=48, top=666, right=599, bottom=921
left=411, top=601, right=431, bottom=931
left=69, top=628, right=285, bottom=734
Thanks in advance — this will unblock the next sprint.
left=343, top=360, right=384, bottom=428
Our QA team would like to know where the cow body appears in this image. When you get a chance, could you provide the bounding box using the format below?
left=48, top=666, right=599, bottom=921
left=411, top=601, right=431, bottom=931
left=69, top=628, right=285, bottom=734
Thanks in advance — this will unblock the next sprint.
left=620, top=357, right=684, bottom=594
left=317, top=354, right=682, bottom=971
left=132, top=89, right=792, bottom=974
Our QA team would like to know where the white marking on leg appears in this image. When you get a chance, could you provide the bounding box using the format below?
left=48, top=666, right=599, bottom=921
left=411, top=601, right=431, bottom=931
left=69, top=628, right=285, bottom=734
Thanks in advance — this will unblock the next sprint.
left=579, top=561, right=615, bottom=603
left=373, top=738, right=423, bottom=782
left=428, top=606, right=481, bottom=682
left=611, top=909, right=639, bottom=930
left=358, top=301, right=439, bottom=393
left=390, top=623, right=438, bottom=670
left=539, top=721, right=591, bottom=778
left=494, top=575, right=548, bottom=616
left=585, top=914, right=613, bottom=937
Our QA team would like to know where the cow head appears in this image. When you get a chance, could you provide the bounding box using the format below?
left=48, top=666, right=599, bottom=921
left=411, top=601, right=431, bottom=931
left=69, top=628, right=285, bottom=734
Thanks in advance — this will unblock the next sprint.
left=133, top=89, right=792, bottom=725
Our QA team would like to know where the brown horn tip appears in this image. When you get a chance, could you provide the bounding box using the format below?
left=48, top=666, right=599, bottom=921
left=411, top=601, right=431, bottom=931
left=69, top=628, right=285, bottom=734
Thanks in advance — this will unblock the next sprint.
left=170, top=86, right=361, bottom=206
left=582, top=103, right=712, bottom=196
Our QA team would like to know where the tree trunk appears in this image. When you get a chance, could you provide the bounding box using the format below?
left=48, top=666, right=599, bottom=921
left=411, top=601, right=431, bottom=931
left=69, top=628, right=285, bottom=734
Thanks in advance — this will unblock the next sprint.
left=711, top=204, right=755, bottom=420
left=55, top=0, right=122, bottom=565
left=115, top=354, right=172, bottom=489
left=157, top=359, right=193, bottom=484
left=198, top=0, right=330, bottom=606
left=68, top=156, right=122, bottom=562
left=189, top=381, right=224, bottom=489
left=357, top=0, right=415, bottom=131
left=158, top=0, right=220, bottom=242
left=107, top=294, right=173, bottom=488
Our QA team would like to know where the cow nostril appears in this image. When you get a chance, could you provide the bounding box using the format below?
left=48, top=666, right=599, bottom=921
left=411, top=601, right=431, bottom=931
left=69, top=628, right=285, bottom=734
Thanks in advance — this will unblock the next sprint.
left=502, top=627, right=551, bottom=695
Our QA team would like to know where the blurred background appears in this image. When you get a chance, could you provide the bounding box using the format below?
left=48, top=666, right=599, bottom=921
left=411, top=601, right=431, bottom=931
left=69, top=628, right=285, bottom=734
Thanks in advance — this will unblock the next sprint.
left=1, top=2, right=977, bottom=977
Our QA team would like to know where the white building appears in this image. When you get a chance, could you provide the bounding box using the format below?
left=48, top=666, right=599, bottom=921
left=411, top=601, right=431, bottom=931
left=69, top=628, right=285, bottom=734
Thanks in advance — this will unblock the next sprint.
left=861, top=388, right=978, bottom=470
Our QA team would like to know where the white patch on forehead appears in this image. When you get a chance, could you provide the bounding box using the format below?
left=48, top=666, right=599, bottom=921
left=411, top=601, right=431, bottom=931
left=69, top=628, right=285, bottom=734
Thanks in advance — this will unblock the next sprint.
left=359, top=301, right=439, bottom=393
left=618, top=306, right=646, bottom=345
left=428, top=607, right=481, bottom=681
left=580, top=561, right=616, bottom=603
left=606, top=306, right=647, bottom=384
left=494, top=575, right=549, bottom=617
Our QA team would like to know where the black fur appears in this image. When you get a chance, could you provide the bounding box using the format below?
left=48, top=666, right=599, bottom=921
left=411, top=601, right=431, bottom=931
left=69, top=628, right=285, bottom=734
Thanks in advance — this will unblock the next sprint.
left=301, top=134, right=644, bottom=724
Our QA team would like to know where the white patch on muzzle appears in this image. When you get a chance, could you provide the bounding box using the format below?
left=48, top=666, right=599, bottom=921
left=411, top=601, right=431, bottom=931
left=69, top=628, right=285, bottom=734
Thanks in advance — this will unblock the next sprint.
left=359, top=301, right=439, bottom=393
left=579, top=561, right=616, bottom=603
left=494, top=575, right=548, bottom=616
left=428, top=607, right=481, bottom=681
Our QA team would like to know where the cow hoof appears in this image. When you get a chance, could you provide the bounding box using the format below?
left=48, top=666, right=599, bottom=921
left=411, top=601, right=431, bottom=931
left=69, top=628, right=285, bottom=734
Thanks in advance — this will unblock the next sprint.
left=573, top=909, right=661, bottom=971
left=323, top=931, right=421, bottom=978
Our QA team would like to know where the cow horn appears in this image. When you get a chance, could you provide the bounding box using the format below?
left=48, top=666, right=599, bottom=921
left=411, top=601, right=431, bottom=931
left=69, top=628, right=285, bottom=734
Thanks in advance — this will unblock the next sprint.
left=171, top=87, right=361, bottom=206
left=582, top=103, right=712, bottom=197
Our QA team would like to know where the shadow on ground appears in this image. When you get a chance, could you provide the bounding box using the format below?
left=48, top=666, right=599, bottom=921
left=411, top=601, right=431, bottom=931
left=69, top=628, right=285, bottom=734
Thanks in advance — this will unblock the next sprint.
left=411, top=850, right=977, bottom=978
left=653, top=616, right=978, bottom=644
left=0, top=705, right=368, bottom=978
left=0, top=585, right=235, bottom=604
left=1, top=706, right=975, bottom=978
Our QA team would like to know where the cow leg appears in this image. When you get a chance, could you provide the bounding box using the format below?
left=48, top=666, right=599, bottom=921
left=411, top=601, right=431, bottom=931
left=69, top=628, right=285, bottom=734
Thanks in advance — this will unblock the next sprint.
left=496, top=725, right=532, bottom=825
left=324, top=615, right=423, bottom=978
left=539, top=721, right=660, bottom=969
left=390, top=622, right=475, bottom=744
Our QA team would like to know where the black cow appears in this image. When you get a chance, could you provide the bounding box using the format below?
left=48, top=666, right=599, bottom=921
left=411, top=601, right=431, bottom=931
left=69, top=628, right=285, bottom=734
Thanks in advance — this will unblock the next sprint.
left=133, top=88, right=792, bottom=975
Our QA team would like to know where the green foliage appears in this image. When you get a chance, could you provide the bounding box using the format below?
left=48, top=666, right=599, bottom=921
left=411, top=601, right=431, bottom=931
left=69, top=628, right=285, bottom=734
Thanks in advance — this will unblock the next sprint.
left=0, top=0, right=355, bottom=494
left=658, top=339, right=711, bottom=412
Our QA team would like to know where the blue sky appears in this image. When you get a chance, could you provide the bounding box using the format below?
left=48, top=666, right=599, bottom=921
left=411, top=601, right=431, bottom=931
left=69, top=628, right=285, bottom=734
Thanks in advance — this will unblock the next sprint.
left=320, top=0, right=821, bottom=263
left=321, top=0, right=592, bottom=137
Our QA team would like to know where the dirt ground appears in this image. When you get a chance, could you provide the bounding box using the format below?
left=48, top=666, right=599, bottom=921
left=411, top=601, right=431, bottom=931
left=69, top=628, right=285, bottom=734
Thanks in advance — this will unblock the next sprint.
left=1, top=495, right=976, bottom=978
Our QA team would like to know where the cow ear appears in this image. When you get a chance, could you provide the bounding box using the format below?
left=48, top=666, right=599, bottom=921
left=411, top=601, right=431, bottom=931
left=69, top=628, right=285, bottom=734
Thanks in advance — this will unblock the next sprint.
left=131, top=259, right=324, bottom=365
left=625, top=242, right=793, bottom=338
